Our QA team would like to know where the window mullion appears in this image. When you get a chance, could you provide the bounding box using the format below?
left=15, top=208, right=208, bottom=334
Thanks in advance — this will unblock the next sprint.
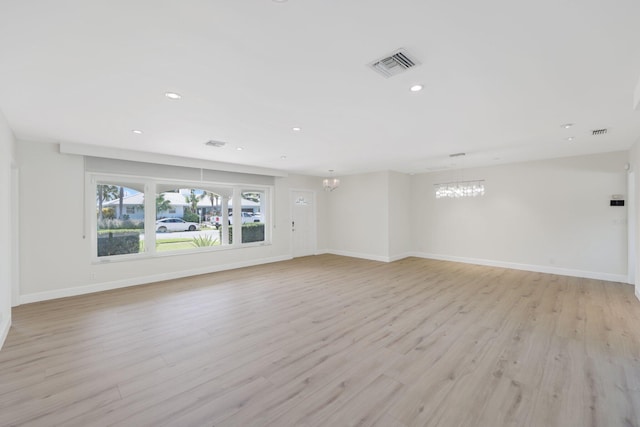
left=232, top=187, right=242, bottom=246
left=145, top=182, right=156, bottom=254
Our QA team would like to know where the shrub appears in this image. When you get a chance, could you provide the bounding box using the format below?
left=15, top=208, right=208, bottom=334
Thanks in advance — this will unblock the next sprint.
left=101, top=207, right=116, bottom=219
left=121, top=219, right=136, bottom=229
left=229, top=223, right=265, bottom=244
left=97, top=232, right=140, bottom=256
left=183, top=212, right=200, bottom=222
left=97, top=218, right=144, bottom=230
left=191, top=235, right=219, bottom=247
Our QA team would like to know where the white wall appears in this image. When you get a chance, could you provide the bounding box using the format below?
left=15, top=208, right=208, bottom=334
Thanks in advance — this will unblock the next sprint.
left=327, top=171, right=390, bottom=261
left=326, top=170, right=412, bottom=262
left=0, top=110, right=16, bottom=349
left=16, top=141, right=329, bottom=303
left=629, top=142, right=640, bottom=299
left=13, top=138, right=633, bottom=309
left=412, top=152, right=629, bottom=282
left=388, top=171, right=412, bottom=260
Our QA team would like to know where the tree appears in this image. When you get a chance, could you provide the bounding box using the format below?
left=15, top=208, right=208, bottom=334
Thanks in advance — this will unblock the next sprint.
left=200, top=191, right=219, bottom=216
left=97, top=185, right=119, bottom=220
left=118, top=186, right=124, bottom=219
left=184, top=189, right=199, bottom=215
left=156, top=193, right=172, bottom=216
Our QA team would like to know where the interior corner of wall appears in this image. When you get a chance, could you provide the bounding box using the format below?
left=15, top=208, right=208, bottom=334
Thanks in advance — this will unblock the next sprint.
left=0, top=314, right=11, bottom=351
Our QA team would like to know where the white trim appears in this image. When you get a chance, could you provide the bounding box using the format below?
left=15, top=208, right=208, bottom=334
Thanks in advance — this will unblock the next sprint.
left=60, top=142, right=288, bottom=177
left=0, top=317, right=10, bottom=351
left=10, top=164, right=19, bottom=307
left=20, top=255, right=291, bottom=304
left=389, top=252, right=413, bottom=262
left=411, top=252, right=628, bottom=283
left=634, top=74, right=640, bottom=111
left=628, top=171, right=636, bottom=285
left=325, top=250, right=411, bottom=263
left=328, top=249, right=391, bottom=263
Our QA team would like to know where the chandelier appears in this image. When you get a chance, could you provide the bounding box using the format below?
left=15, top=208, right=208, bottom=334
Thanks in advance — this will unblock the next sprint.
left=322, top=170, right=340, bottom=192
left=434, top=180, right=485, bottom=199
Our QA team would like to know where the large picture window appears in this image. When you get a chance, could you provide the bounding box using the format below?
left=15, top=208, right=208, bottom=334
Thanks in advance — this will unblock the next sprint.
left=155, top=187, right=223, bottom=253
left=91, top=176, right=271, bottom=261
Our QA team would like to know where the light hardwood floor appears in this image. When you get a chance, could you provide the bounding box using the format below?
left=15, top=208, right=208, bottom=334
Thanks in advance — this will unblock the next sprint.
left=1, top=255, right=640, bottom=427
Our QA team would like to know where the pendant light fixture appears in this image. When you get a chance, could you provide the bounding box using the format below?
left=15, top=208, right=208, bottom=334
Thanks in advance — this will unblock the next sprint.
left=322, top=170, right=340, bottom=192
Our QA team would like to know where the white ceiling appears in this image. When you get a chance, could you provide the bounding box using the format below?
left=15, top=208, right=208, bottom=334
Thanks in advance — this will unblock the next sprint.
left=1, top=0, right=640, bottom=176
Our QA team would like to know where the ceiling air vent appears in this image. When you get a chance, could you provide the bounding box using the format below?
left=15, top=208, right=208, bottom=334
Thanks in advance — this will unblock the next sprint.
left=449, top=152, right=466, bottom=158
left=592, top=128, right=608, bottom=136
left=205, top=140, right=226, bottom=148
left=369, top=49, right=420, bottom=78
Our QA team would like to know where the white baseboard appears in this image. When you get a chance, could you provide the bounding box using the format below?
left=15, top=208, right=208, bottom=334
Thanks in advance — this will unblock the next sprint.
left=411, top=252, right=628, bottom=283
left=327, top=249, right=391, bottom=263
left=20, top=255, right=292, bottom=304
left=389, top=252, right=413, bottom=262
left=325, top=250, right=411, bottom=263
left=0, top=317, right=10, bottom=351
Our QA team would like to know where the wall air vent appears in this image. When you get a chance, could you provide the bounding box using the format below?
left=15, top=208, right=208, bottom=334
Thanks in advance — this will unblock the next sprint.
left=369, top=49, right=420, bottom=78
left=205, top=140, right=226, bottom=148
left=592, top=128, right=608, bottom=136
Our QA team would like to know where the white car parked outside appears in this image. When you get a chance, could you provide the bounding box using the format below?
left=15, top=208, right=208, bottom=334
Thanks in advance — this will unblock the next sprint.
left=156, top=218, right=200, bottom=232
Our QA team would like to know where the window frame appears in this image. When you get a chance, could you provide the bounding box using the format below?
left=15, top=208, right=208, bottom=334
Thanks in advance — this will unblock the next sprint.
left=88, top=173, right=273, bottom=263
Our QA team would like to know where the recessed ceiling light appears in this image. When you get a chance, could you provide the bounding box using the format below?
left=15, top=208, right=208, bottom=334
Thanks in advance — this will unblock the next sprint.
left=273, top=0, right=288, bottom=3
left=131, top=129, right=143, bottom=134
left=561, top=123, right=573, bottom=129
left=292, top=127, right=301, bottom=132
left=164, top=92, right=182, bottom=100
left=236, top=147, right=244, bottom=151
left=410, top=84, right=423, bottom=92
left=566, top=137, right=575, bottom=142
left=280, top=155, right=287, bottom=160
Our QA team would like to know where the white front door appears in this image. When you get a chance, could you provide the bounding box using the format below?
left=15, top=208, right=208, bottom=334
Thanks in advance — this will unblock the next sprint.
left=291, top=190, right=316, bottom=258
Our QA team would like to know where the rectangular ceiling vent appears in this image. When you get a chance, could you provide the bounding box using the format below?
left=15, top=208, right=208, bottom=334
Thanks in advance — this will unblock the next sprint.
left=205, top=140, right=226, bottom=148
left=449, top=152, right=466, bottom=158
left=369, top=49, right=420, bottom=78
left=592, top=128, right=608, bottom=136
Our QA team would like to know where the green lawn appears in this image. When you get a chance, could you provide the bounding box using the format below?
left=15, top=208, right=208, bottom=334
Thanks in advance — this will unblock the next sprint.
left=155, top=237, right=221, bottom=252
left=98, top=229, right=221, bottom=253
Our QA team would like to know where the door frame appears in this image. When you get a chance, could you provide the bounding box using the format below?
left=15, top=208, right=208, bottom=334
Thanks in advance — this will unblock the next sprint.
left=290, top=189, right=317, bottom=258
left=11, top=163, right=20, bottom=307
left=628, top=171, right=636, bottom=286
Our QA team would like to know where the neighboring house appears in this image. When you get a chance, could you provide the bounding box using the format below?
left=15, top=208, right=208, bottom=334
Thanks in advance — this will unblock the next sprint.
left=102, top=190, right=260, bottom=221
